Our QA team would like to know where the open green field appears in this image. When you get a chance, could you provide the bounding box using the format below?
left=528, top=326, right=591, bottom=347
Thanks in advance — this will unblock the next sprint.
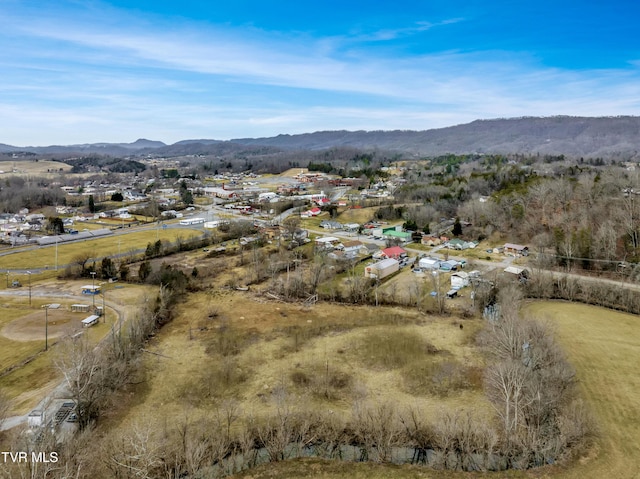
left=524, top=301, right=640, bottom=479
left=0, top=159, right=73, bottom=175
left=0, top=227, right=204, bottom=270
left=336, top=206, right=378, bottom=224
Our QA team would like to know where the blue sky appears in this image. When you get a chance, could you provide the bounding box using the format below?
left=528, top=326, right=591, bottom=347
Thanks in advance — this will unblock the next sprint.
left=1, top=0, right=639, bottom=146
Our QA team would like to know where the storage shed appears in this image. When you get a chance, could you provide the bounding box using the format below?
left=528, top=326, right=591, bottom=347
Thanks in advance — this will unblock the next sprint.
left=451, top=271, right=470, bottom=288
left=364, top=258, right=399, bottom=280
left=418, top=257, right=440, bottom=270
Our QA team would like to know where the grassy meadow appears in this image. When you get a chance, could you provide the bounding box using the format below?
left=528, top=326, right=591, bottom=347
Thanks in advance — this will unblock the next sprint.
left=0, top=227, right=204, bottom=271
left=101, top=291, right=489, bottom=434
left=227, top=300, right=640, bottom=479
left=523, top=301, right=640, bottom=479
left=0, top=160, right=73, bottom=175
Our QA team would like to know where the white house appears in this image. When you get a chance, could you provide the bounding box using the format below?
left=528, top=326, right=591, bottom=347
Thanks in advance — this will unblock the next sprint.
left=340, top=240, right=362, bottom=258
left=315, top=236, right=341, bottom=249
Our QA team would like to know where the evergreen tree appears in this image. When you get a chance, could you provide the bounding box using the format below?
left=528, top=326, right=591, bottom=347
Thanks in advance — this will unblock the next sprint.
left=452, top=217, right=462, bottom=236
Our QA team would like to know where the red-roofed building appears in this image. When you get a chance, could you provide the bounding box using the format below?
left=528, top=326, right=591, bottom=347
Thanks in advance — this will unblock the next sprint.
left=300, top=207, right=322, bottom=218
left=381, top=246, right=407, bottom=260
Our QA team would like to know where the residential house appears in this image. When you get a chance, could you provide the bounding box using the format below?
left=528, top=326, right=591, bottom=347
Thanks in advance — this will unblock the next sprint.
left=202, top=186, right=238, bottom=199
left=383, top=229, right=412, bottom=243
left=504, top=243, right=529, bottom=256
left=447, top=238, right=477, bottom=250
left=260, top=225, right=284, bottom=240
left=315, top=236, right=341, bottom=249
left=359, top=243, right=379, bottom=256
left=340, top=240, right=363, bottom=258
left=439, top=260, right=460, bottom=272
left=504, top=266, right=529, bottom=281
left=381, top=246, right=407, bottom=260
left=343, top=223, right=360, bottom=232
left=319, top=220, right=342, bottom=230
left=301, top=207, right=322, bottom=218
left=421, top=235, right=442, bottom=246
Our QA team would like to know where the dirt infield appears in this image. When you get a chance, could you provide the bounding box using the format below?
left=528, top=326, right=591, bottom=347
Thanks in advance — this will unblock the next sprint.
left=1, top=309, right=84, bottom=342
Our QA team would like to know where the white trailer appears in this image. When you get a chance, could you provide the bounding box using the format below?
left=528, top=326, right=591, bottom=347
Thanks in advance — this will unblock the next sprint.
left=179, top=217, right=205, bottom=225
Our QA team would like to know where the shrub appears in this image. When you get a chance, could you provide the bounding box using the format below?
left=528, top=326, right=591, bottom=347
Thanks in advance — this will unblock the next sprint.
left=289, top=363, right=353, bottom=401
left=358, top=329, right=438, bottom=370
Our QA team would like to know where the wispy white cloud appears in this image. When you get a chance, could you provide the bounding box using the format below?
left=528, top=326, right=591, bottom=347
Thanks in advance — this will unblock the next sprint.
left=0, top=1, right=639, bottom=145
left=351, top=18, right=465, bottom=42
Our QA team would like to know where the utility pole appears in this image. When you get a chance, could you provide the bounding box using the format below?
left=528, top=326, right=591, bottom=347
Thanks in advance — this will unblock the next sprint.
left=90, top=271, right=96, bottom=307
left=27, top=271, right=32, bottom=307
left=45, top=304, right=49, bottom=351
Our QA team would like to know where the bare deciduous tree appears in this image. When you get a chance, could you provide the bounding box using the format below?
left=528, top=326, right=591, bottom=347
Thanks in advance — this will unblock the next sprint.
left=55, top=336, right=104, bottom=429
left=0, top=389, right=10, bottom=432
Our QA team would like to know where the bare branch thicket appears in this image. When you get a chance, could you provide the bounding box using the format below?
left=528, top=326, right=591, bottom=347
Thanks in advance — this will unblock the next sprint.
left=433, top=410, right=499, bottom=472
left=54, top=336, right=105, bottom=429
left=352, top=400, right=402, bottom=463
left=250, top=246, right=267, bottom=283
left=309, top=253, right=328, bottom=294
left=1, top=427, right=61, bottom=479
left=483, top=291, right=586, bottom=468
left=399, top=406, right=436, bottom=464
left=311, top=411, right=347, bottom=460
left=106, top=420, right=164, bottom=479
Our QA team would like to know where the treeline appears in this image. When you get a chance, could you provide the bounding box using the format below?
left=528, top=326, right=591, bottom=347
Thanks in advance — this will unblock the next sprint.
left=0, top=175, right=67, bottom=212
left=65, top=156, right=146, bottom=174
left=526, top=269, right=640, bottom=315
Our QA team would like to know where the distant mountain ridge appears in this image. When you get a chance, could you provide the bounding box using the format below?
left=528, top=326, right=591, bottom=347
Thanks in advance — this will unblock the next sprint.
left=2, top=116, right=640, bottom=159
left=230, top=116, right=640, bottom=159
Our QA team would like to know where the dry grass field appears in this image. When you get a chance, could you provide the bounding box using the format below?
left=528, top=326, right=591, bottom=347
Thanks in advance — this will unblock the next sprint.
left=336, top=206, right=379, bottom=225
left=280, top=168, right=308, bottom=177
left=228, top=300, right=640, bottom=479
left=101, top=291, right=489, bottom=438
left=0, top=159, right=73, bottom=175
left=0, top=227, right=204, bottom=270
